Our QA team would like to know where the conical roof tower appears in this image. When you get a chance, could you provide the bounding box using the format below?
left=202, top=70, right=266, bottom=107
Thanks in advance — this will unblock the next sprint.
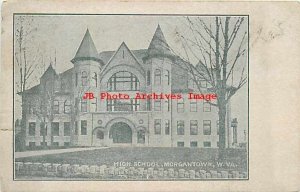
left=71, top=29, right=102, bottom=64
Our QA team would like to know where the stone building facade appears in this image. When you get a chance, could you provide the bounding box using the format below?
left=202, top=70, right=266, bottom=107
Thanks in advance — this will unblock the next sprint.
left=20, top=25, right=234, bottom=148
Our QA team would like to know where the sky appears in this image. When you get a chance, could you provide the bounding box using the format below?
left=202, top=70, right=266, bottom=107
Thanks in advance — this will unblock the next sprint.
left=14, top=15, right=248, bottom=143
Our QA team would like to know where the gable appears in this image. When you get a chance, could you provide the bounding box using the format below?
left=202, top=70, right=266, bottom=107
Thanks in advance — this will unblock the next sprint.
left=101, top=42, right=145, bottom=76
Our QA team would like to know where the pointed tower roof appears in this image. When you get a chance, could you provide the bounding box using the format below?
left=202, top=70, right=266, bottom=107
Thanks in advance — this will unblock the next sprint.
left=71, top=29, right=102, bottom=64
left=147, top=24, right=173, bottom=57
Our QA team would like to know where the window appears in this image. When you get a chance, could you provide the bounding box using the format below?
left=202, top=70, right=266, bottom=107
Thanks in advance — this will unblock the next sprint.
left=41, top=142, right=47, bottom=146
left=75, top=73, right=78, bottom=87
left=203, top=101, right=211, bottom=112
left=29, top=142, right=35, bottom=148
left=154, top=100, right=161, bottom=111
left=217, top=120, right=219, bottom=135
left=154, top=119, right=161, bottom=135
left=51, top=122, right=59, bottom=136
left=40, top=123, right=47, bottom=136
left=165, top=120, right=170, bottom=135
left=82, top=71, right=88, bottom=86
left=165, top=99, right=170, bottom=111
left=190, top=120, right=198, bottom=135
left=165, top=70, right=170, bottom=85
left=177, top=142, right=184, bottom=147
left=81, top=120, right=87, bottom=135
left=200, top=80, right=207, bottom=88
left=147, top=70, right=151, bottom=86
left=53, top=100, right=59, bottom=114
left=28, top=122, right=36, bottom=136
left=64, top=100, right=71, bottom=113
left=146, top=100, right=152, bottom=111
left=137, top=130, right=145, bottom=144
left=190, top=101, right=197, bottom=112
left=154, top=69, right=161, bottom=85
left=97, top=130, right=104, bottom=139
left=92, top=72, right=97, bottom=87
left=203, top=120, right=211, bottom=135
left=177, top=98, right=184, bottom=113
left=52, top=142, right=59, bottom=146
left=75, top=121, right=78, bottom=135
left=203, top=141, right=211, bottom=147
left=64, top=142, right=70, bottom=147
left=190, top=141, right=198, bottom=147
left=28, top=101, right=33, bottom=114
left=177, top=120, right=185, bottom=135
left=64, top=122, right=71, bottom=136
left=107, top=99, right=140, bottom=111
left=81, top=100, right=87, bottom=112
left=107, top=71, right=139, bottom=91
left=91, top=98, right=97, bottom=112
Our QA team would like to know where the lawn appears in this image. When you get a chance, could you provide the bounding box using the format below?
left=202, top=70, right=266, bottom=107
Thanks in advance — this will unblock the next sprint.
left=16, top=147, right=247, bottom=172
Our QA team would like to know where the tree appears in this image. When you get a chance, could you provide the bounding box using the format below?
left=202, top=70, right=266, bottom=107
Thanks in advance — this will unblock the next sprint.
left=15, top=16, right=42, bottom=151
left=173, top=16, right=248, bottom=149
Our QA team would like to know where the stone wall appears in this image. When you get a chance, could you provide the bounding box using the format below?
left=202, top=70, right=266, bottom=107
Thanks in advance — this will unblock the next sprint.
left=15, top=161, right=247, bottom=180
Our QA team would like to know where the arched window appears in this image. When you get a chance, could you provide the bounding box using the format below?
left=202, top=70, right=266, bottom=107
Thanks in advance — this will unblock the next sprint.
left=147, top=70, right=151, bottom=86
left=64, top=100, right=71, bottom=113
left=81, top=71, right=87, bottom=86
left=97, top=130, right=104, bottom=139
left=107, top=71, right=140, bottom=91
left=53, top=100, right=59, bottom=114
left=91, top=72, right=97, bottom=87
left=165, top=70, right=170, bottom=85
left=154, top=69, right=161, bottom=85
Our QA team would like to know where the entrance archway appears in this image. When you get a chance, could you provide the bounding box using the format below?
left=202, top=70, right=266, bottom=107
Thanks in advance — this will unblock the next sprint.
left=109, top=122, right=132, bottom=143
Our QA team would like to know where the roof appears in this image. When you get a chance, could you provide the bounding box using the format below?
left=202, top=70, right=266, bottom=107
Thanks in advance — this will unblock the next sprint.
left=19, top=84, right=40, bottom=95
left=147, top=24, right=173, bottom=57
left=71, top=29, right=102, bottom=64
left=99, top=49, right=148, bottom=65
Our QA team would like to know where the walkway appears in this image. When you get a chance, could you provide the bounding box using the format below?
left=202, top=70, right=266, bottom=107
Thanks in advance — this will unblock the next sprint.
left=15, top=147, right=108, bottom=158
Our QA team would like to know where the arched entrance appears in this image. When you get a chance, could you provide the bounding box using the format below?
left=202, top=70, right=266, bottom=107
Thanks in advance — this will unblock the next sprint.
left=109, top=122, right=132, bottom=143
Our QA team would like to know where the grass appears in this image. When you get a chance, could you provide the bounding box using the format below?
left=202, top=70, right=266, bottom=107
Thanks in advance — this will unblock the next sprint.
left=16, top=147, right=247, bottom=172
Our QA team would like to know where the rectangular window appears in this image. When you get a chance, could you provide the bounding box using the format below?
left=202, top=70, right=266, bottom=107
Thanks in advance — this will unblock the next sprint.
left=81, top=120, right=87, bottom=135
left=40, top=123, right=47, bottom=136
left=29, top=142, right=35, bottom=148
left=81, top=100, right=87, bottom=112
left=203, top=120, right=211, bottom=135
left=177, top=120, right=185, bottom=135
left=154, top=119, right=161, bottom=135
left=177, top=142, right=184, bottom=147
left=41, top=142, right=47, bottom=146
left=64, top=122, right=71, bottom=136
left=64, top=100, right=71, bottom=113
left=165, top=99, right=170, bottom=111
left=64, top=142, right=70, bottom=147
left=107, top=99, right=140, bottom=112
left=53, top=100, right=59, bottom=114
left=147, top=70, right=151, bottom=86
left=190, top=120, right=198, bottom=135
left=190, top=141, right=198, bottom=147
left=200, top=80, right=207, bottom=88
left=203, top=141, right=211, bottom=147
left=217, top=120, right=219, bottom=135
left=165, top=120, right=170, bottom=135
left=203, top=101, right=211, bottom=112
left=28, top=122, right=36, bottom=136
left=52, top=142, right=59, bottom=146
left=154, top=100, right=161, bottom=111
left=51, top=122, right=59, bottom=136
left=91, top=98, right=97, bottom=112
left=177, top=98, right=184, bottom=113
left=146, top=100, right=152, bottom=111
left=75, top=121, right=78, bottom=135
left=190, top=101, right=197, bottom=112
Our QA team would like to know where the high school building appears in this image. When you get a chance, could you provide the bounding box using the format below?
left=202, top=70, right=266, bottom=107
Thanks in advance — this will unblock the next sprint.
left=20, top=25, right=236, bottom=148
